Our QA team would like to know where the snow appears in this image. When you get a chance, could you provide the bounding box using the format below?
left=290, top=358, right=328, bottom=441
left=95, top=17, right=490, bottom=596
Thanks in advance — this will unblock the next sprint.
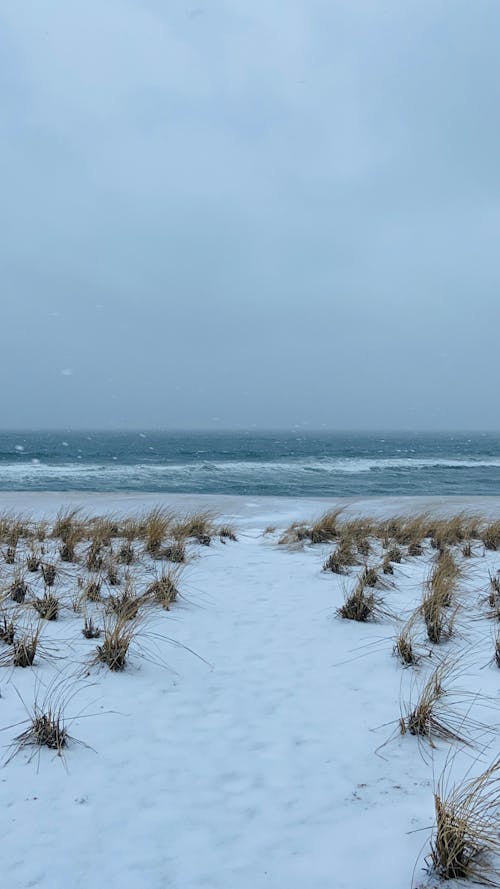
left=0, top=494, right=499, bottom=889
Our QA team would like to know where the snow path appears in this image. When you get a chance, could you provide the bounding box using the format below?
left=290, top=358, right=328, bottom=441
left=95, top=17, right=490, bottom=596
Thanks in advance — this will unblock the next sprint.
left=3, top=510, right=497, bottom=888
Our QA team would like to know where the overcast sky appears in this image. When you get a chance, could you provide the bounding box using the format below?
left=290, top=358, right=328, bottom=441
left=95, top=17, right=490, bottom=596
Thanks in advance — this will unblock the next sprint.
left=1, top=0, right=499, bottom=430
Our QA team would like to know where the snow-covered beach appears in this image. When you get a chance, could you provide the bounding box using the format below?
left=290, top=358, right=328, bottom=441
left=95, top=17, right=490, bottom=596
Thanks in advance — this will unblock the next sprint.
left=1, top=493, right=500, bottom=889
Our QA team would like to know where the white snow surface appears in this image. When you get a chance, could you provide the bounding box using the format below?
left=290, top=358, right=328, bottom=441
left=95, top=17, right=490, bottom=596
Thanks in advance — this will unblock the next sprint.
left=1, top=493, right=500, bottom=889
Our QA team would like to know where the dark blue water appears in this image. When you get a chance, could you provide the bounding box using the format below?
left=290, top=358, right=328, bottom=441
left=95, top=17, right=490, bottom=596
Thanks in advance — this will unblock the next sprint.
left=1, top=431, right=500, bottom=496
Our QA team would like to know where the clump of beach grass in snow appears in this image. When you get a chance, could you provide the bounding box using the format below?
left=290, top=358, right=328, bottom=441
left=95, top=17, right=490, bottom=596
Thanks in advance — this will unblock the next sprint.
left=81, top=577, right=102, bottom=603
left=427, top=758, right=500, bottom=884
left=105, top=561, right=120, bottom=587
left=5, top=545, right=16, bottom=565
left=278, top=521, right=309, bottom=546
left=53, top=507, right=87, bottom=561
left=399, top=659, right=483, bottom=751
left=82, top=616, right=101, bottom=639
left=91, top=616, right=138, bottom=671
left=323, top=539, right=358, bottom=574
left=488, top=572, right=500, bottom=606
left=106, top=577, right=142, bottom=621
left=141, top=507, right=174, bottom=556
left=85, top=541, right=104, bottom=572
left=407, top=540, right=423, bottom=557
left=10, top=703, right=68, bottom=759
left=0, top=615, right=15, bottom=645
left=9, top=572, right=28, bottom=604
left=386, top=544, right=403, bottom=563
left=117, top=542, right=135, bottom=565
left=26, top=550, right=40, bottom=572
left=86, top=515, right=119, bottom=547
left=32, top=594, right=59, bottom=621
left=218, top=524, right=238, bottom=543
left=481, top=520, right=500, bottom=551
left=358, top=565, right=387, bottom=589
left=146, top=568, right=180, bottom=610
left=172, top=511, right=216, bottom=545
left=429, top=512, right=479, bottom=551
left=421, top=585, right=458, bottom=645
left=382, top=554, right=394, bottom=575
left=4, top=679, right=88, bottom=764
left=308, top=509, right=344, bottom=544
left=0, top=511, right=31, bottom=547
left=41, top=562, right=57, bottom=587
left=279, top=509, right=344, bottom=545
left=381, top=513, right=429, bottom=548
left=52, top=507, right=82, bottom=542
left=160, top=541, right=187, bottom=564
left=337, top=578, right=392, bottom=623
left=393, top=616, right=421, bottom=667
left=420, top=553, right=461, bottom=644
left=0, top=624, right=45, bottom=668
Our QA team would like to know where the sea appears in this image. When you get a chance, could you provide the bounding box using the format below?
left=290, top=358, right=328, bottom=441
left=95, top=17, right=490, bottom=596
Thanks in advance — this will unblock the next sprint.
left=0, top=431, right=500, bottom=497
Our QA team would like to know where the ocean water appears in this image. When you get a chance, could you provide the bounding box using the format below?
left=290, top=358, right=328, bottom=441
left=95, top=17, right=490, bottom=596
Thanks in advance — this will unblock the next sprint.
left=1, top=431, right=500, bottom=497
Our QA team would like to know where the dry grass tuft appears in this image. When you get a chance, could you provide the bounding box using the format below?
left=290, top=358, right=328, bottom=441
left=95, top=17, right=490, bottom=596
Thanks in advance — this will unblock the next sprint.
left=85, top=542, right=104, bottom=572
left=381, top=513, right=429, bottom=548
left=408, top=540, right=423, bottom=557
left=7, top=625, right=43, bottom=667
left=91, top=617, right=138, bottom=671
left=106, top=562, right=120, bottom=587
left=32, top=594, right=59, bottom=621
left=87, top=515, right=119, bottom=547
left=52, top=507, right=82, bottom=541
left=481, top=520, right=500, bottom=552
left=0, top=615, right=15, bottom=645
left=421, top=587, right=457, bottom=645
left=5, top=546, right=16, bottom=565
left=41, top=562, right=57, bottom=587
left=337, top=579, right=391, bottom=623
left=5, top=681, right=87, bottom=764
left=9, top=572, right=28, bottom=604
left=141, top=507, right=174, bottom=556
left=359, top=565, right=384, bottom=588
left=106, top=578, right=142, bottom=621
left=218, top=524, right=238, bottom=543
left=117, top=542, right=135, bottom=565
left=278, top=521, right=309, bottom=545
left=429, top=512, right=479, bottom=551
left=161, top=541, right=187, bottom=564
left=172, top=511, right=215, bottom=545
left=400, top=659, right=480, bottom=750
left=82, top=616, right=101, bottom=639
left=420, top=552, right=461, bottom=644
left=13, top=708, right=68, bottom=755
left=323, top=540, right=358, bottom=574
left=82, top=578, right=102, bottom=603
left=278, top=509, right=344, bottom=545
left=309, top=509, right=344, bottom=544
left=428, top=758, right=500, bottom=884
left=489, top=572, right=500, bottom=600
left=382, top=555, right=394, bottom=575
left=393, top=617, right=421, bottom=667
left=146, top=569, right=180, bottom=610
left=386, top=544, right=403, bottom=563
left=26, top=551, right=40, bottom=572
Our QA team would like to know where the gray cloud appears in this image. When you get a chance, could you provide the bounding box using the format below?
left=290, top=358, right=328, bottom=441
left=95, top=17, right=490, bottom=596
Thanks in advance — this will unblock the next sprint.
left=1, top=0, right=499, bottom=429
